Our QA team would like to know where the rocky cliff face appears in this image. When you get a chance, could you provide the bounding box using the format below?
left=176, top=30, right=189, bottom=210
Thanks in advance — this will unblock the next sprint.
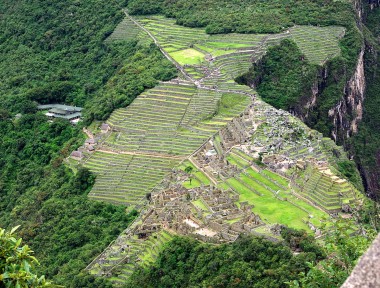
left=357, top=0, right=380, bottom=197
left=325, top=0, right=380, bottom=197
left=299, top=0, right=380, bottom=197
left=368, top=0, right=380, bottom=9
left=296, top=48, right=366, bottom=146
left=322, top=0, right=367, bottom=144
left=328, top=47, right=366, bottom=143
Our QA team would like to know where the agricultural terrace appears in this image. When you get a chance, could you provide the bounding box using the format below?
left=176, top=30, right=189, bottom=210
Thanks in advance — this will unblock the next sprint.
left=127, top=15, right=345, bottom=96
left=134, top=15, right=345, bottom=65
left=105, top=16, right=151, bottom=45
left=84, top=13, right=346, bottom=209
left=223, top=150, right=328, bottom=231
left=84, top=80, right=250, bottom=205
left=221, top=155, right=356, bottom=230
left=85, top=151, right=176, bottom=205
left=89, top=227, right=174, bottom=284
left=288, top=25, right=345, bottom=64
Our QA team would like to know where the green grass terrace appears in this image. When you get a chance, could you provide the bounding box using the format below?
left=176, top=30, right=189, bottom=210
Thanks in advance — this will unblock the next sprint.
left=84, top=82, right=250, bottom=206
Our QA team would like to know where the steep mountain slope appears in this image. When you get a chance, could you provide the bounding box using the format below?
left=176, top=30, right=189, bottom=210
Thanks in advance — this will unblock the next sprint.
left=0, top=1, right=175, bottom=286
left=352, top=1, right=380, bottom=197
left=0, top=0, right=378, bottom=287
left=228, top=0, right=380, bottom=198
left=79, top=10, right=372, bottom=287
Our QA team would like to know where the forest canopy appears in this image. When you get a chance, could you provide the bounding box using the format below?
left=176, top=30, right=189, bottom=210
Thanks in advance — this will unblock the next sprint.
left=0, top=0, right=165, bottom=286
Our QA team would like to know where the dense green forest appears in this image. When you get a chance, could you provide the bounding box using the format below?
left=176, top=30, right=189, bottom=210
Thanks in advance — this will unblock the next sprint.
left=126, top=233, right=320, bottom=288
left=0, top=0, right=175, bottom=286
left=0, top=0, right=176, bottom=121
left=125, top=224, right=374, bottom=288
left=128, top=0, right=356, bottom=34
left=236, top=39, right=319, bottom=111
left=351, top=4, right=380, bottom=197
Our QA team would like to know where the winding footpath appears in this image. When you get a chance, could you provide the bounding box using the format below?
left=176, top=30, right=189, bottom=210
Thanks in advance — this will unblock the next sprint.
left=124, top=10, right=257, bottom=99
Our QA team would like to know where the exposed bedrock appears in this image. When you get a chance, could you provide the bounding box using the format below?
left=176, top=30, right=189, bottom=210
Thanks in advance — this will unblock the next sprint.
left=328, top=46, right=365, bottom=143
left=368, top=0, right=380, bottom=10
left=294, top=46, right=366, bottom=155
left=295, top=1, right=380, bottom=197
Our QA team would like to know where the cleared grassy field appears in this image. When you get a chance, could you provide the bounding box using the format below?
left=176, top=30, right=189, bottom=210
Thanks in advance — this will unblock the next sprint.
left=262, top=170, right=289, bottom=187
left=170, top=48, right=205, bottom=65
left=192, top=199, right=209, bottom=211
left=183, top=178, right=202, bottom=189
left=205, top=42, right=252, bottom=49
left=226, top=178, right=311, bottom=231
left=180, top=160, right=211, bottom=187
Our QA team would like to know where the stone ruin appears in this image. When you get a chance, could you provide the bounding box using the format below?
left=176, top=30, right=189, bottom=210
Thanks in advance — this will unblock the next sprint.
left=219, top=110, right=252, bottom=150
left=85, top=97, right=361, bottom=282
left=135, top=183, right=263, bottom=243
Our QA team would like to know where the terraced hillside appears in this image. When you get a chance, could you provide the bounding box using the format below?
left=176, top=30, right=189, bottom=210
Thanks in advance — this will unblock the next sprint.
left=86, top=98, right=362, bottom=283
left=88, top=225, right=174, bottom=285
left=134, top=15, right=344, bottom=65
left=105, top=17, right=151, bottom=45
left=133, top=15, right=345, bottom=87
left=85, top=152, right=176, bottom=205
left=81, top=13, right=346, bottom=208
left=298, top=165, right=357, bottom=212
left=80, top=11, right=364, bottom=285
left=84, top=81, right=250, bottom=205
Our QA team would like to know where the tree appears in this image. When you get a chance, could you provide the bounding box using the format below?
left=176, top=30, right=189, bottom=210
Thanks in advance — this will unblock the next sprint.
left=289, top=218, right=376, bottom=287
left=0, top=226, right=56, bottom=287
left=72, top=167, right=96, bottom=194
left=184, top=166, right=194, bottom=184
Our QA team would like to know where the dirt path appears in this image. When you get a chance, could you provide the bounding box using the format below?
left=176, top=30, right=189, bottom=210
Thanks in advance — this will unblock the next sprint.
left=124, top=10, right=257, bottom=100
left=83, top=128, right=94, bottom=139
left=124, top=11, right=195, bottom=84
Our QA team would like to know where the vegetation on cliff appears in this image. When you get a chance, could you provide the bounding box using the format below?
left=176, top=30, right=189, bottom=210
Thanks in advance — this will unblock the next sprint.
left=0, top=0, right=172, bottom=286
left=126, top=231, right=323, bottom=288
left=236, top=39, right=318, bottom=111
left=126, top=224, right=375, bottom=288
left=128, top=0, right=355, bottom=34
left=351, top=4, right=380, bottom=197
